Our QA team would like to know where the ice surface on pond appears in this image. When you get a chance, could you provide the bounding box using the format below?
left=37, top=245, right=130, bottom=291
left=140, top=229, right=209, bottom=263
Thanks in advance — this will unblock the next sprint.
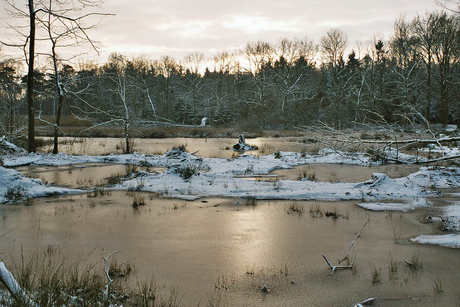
left=2, top=139, right=460, bottom=249
left=357, top=198, right=430, bottom=212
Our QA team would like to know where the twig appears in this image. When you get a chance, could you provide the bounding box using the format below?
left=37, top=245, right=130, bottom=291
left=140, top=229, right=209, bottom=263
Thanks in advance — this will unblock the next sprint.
left=354, top=297, right=375, bottom=306
left=339, top=219, right=369, bottom=264
left=322, top=254, right=356, bottom=274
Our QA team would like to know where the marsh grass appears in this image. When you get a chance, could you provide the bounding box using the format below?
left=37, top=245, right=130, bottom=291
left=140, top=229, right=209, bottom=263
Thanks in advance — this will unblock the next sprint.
left=245, top=196, right=257, bottom=206
left=433, top=276, right=443, bottom=294
left=106, top=173, right=125, bottom=185
left=108, top=258, right=133, bottom=278
left=172, top=144, right=187, bottom=152
left=129, top=277, right=183, bottom=306
left=212, top=273, right=235, bottom=290
left=125, top=164, right=139, bottom=174
left=176, top=163, right=198, bottom=180
left=279, top=263, right=289, bottom=276
left=370, top=265, right=382, bottom=284
left=5, top=186, right=25, bottom=202
left=245, top=265, right=255, bottom=275
left=309, top=204, right=324, bottom=218
left=393, top=227, right=401, bottom=243
left=297, top=167, right=316, bottom=181
left=285, top=202, right=305, bottom=216
left=407, top=252, right=423, bottom=271
left=86, top=187, right=109, bottom=198
left=3, top=249, right=106, bottom=306
left=0, top=249, right=183, bottom=307
left=132, top=194, right=146, bottom=208
left=171, top=202, right=187, bottom=210
left=388, top=253, right=399, bottom=280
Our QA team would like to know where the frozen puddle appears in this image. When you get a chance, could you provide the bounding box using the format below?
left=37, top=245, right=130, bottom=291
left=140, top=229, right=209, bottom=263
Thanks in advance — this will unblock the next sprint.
left=15, top=163, right=166, bottom=188
left=271, top=163, right=422, bottom=182
left=2, top=193, right=460, bottom=306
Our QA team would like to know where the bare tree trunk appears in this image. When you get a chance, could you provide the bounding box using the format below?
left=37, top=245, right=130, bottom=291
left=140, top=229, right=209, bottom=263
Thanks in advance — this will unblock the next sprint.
left=52, top=94, right=63, bottom=154
left=27, top=0, right=36, bottom=153
left=425, top=57, right=431, bottom=122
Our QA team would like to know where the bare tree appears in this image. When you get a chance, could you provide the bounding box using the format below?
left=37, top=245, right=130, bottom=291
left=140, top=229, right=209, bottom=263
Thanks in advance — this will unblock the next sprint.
left=432, top=12, right=460, bottom=127
left=412, top=12, right=439, bottom=122
left=35, top=0, right=109, bottom=154
left=1, top=0, right=109, bottom=153
left=273, top=37, right=317, bottom=114
left=1, top=0, right=38, bottom=152
left=320, top=29, right=348, bottom=66
left=0, top=59, right=23, bottom=136
left=180, top=52, right=205, bottom=123
left=242, top=41, right=275, bottom=112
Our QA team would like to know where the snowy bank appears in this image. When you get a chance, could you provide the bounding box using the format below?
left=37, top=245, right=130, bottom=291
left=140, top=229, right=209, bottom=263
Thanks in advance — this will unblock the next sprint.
left=0, top=166, right=77, bottom=203
left=1, top=149, right=459, bottom=205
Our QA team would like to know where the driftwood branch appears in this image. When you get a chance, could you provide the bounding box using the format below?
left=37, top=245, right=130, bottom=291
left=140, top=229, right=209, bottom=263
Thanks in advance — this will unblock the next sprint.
left=322, top=219, right=369, bottom=274
left=339, top=219, right=369, bottom=264
left=322, top=254, right=356, bottom=274
left=103, top=250, right=121, bottom=300
left=0, top=262, right=34, bottom=305
left=354, top=297, right=375, bottom=306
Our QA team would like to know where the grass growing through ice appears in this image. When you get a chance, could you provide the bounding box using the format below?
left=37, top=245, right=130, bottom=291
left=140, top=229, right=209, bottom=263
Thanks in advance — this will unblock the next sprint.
left=245, top=196, right=257, bottom=206
left=132, top=194, right=146, bottom=208
left=433, top=276, right=443, bottom=294
left=309, top=204, right=323, bottom=218
left=5, top=186, right=25, bottom=202
left=407, top=252, right=423, bottom=271
left=370, top=264, right=382, bottom=284
left=388, top=253, right=399, bottom=280
left=285, top=202, right=305, bottom=215
left=212, top=273, right=235, bottom=290
left=0, top=249, right=183, bottom=307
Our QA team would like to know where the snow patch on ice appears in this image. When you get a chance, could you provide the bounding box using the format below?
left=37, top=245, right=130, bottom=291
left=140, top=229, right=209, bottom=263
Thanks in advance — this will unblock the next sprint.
left=411, top=234, right=460, bottom=248
left=357, top=198, right=429, bottom=212
left=0, top=166, right=78, bottom=203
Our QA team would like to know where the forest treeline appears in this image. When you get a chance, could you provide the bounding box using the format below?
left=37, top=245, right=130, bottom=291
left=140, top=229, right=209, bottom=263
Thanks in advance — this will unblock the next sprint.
left=1, top=10, right=459, bottom=139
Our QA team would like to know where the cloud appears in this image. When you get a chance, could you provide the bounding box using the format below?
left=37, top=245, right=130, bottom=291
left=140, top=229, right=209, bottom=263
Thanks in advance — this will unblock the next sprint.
left=0, top=0, right=439, bottom=62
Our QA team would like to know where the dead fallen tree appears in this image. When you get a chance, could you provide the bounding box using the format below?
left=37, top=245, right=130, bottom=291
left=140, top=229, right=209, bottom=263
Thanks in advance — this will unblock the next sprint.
left=302, top=120, right=459, bottom=164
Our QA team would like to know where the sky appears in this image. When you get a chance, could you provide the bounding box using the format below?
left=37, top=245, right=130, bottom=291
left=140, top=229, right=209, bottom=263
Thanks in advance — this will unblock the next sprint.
left=0, top=0, right=441, bottom=64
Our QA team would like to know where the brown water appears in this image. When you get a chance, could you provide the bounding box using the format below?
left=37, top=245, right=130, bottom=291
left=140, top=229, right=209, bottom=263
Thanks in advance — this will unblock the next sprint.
left=38, top=137, right=308, bottom=158
left=1, top=193, right=459, bottom=306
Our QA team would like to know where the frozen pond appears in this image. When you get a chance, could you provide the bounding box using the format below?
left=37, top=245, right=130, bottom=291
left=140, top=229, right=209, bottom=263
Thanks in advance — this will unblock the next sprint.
left=1, top=192, right=459, bottom=306
left=2, top=136, right=460, bottom=306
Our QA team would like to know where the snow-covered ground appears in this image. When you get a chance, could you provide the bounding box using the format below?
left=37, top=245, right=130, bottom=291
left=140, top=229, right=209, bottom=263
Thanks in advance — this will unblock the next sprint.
left=1, top=138, right=460, bottom=249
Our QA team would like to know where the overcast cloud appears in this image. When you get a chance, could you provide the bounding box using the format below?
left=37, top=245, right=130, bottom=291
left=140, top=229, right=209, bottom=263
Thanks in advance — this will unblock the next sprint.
left=0, top=0, right=439, bottom=63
